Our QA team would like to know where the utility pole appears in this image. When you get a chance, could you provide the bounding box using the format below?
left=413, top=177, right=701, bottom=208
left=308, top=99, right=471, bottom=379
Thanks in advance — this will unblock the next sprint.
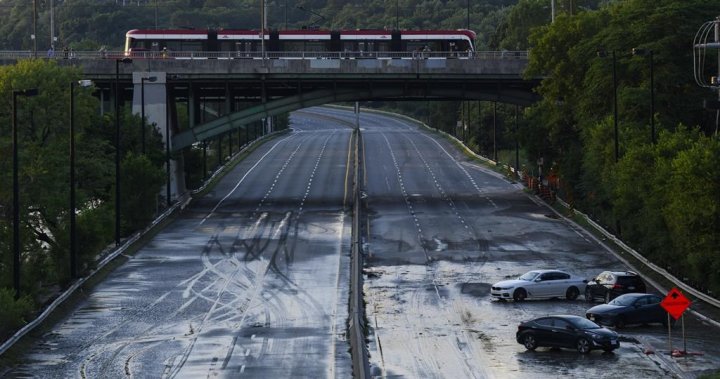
left=50, top=0, right=55, bottom=48
left=32, top=0, right=37, bottom=58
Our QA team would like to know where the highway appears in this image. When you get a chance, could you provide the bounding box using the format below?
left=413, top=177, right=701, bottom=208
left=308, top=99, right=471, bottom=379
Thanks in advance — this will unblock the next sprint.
left=8, top=109, right=355, bottom=378
left=6, top=106, right=720, bottom=378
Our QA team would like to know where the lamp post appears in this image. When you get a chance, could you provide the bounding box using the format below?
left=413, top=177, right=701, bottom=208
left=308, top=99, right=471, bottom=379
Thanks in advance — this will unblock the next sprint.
left=141, top=76, right=157, bottom=154
left=12, top=88, right=39, bottom=299
left=515, top=104, right=519, bottom=174
left=70, top=80, right=92, bottom=279
left=632, top=48, right=655, bottom=144
left=466, top=0, right=470, bottom=30
left=115, top=58, right=132, bottom=245
left=396, top=0, right=399, bottom=30
left=165, top=78, right=172, bottom=207
left=597, top=49, right=619, bottom=162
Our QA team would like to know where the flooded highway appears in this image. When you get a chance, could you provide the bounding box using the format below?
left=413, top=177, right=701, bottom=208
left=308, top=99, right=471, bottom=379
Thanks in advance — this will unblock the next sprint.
left=3, top=106, right=720, bottom=378
left=340, top=108, right=720, bottom=379
left=5, top=110, right=354, bottom=378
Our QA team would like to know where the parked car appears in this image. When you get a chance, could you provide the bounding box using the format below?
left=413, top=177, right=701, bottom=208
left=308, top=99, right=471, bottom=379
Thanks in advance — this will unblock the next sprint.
left=491, top=269, right=588, bottom=301
left=516, top=315, right=620, bottom=354
left=585, top=271, right=646, bottom=303
left=586, top=293, right=671, bottom=328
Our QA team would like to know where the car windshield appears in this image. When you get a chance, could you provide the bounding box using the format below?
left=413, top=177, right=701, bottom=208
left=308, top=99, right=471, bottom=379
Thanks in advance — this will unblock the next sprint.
left=609, top=296, right=636, bottom=306
left=518, top=271, right=540, bottom=281
left=570, top=317, right=602, bottom=330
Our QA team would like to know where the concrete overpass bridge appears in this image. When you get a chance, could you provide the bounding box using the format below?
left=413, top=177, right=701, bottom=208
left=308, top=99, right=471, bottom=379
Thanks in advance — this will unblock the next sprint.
left=1, top=51, right=540, bottom=199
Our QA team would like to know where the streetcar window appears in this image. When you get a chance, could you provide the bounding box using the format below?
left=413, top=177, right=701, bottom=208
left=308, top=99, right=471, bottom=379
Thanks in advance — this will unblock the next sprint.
left=342, top=42, right=354, bottom=51
left=166, top=41, right=181, bottom=51
left=305, top=41, right=326, bottom=52
left=406, top=41, right=425, bottom=52
left=283, top=41, right=304, bottom=52
left=181, top=41, right=202, bottom=51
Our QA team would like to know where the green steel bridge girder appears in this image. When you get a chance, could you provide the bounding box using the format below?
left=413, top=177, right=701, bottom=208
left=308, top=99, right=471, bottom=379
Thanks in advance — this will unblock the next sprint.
left=171, top=85, right=538, bottom=151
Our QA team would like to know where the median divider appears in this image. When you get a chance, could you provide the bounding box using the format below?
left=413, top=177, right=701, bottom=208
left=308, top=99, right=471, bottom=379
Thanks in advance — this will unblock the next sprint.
left=349, top=127, right=371, bottom=378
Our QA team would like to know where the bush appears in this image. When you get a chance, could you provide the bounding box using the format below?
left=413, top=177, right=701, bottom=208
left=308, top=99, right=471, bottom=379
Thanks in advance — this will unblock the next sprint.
left=0, top=288, right=35, bottom=340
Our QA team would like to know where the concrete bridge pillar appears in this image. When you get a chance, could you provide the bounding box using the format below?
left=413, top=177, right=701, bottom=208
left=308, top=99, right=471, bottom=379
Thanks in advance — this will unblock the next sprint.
left=131, top=72, right=186, bottom=202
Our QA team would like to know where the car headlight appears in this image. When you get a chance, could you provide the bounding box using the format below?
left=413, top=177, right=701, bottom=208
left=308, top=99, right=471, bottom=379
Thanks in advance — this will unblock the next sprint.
left=498, top=287, right=513, bottom=290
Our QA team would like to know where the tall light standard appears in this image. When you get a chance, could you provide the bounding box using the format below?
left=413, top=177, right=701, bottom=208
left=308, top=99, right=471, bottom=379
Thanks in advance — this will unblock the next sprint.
left=32, top=0, right=37, bottom=58
left=12, top=88, right=39, bottom=299
left=597, top=49, right=619, bottom=162
left=632, top=48, right=655, bottom=144
left=115, top=58, right=132, bottom=245
left=141, top=75, right=157, bottom=154
left=165, top=78, right=172, bottom=207
left=70, top=80, right=93, bottom=279
left=395, top=0, right=399, bottom=30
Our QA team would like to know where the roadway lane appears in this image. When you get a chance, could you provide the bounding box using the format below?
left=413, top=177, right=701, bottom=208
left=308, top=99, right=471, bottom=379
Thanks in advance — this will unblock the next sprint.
left=7, top=109, right=354, bottom=378
left=309, top=107, right=720, bottom=378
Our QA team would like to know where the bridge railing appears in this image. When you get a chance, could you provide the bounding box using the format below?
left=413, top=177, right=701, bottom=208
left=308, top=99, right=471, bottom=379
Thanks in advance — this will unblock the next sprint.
left=1, top=50, right=529, bottom=61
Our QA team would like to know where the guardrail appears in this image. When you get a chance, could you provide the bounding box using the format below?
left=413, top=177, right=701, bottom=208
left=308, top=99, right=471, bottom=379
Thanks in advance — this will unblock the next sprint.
left=0, top=50, right=529, bottom=61
left=554, top=197, right=720, bottom=309
left=349, top=127, right=370, bottom=379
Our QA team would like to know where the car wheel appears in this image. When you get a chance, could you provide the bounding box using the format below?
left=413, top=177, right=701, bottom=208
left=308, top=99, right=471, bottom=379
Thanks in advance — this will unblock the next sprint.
left=576, top=337, right=591, bottom=354
left=604, top=292, right=611, bottom=303
left=614, top=317, right=626, bottom=329
left=513, top=288, right=527, bottom=301
left=603, top=347, right=616, bottom=353
left=585, top=288, right=594, bottom=303
left=566, top=287, right=580, bottom=301
left=523, top=334, right=538, bottom=350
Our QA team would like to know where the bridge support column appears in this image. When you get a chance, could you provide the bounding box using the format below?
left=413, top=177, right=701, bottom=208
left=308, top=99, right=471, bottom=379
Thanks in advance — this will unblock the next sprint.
left=131, top=72, right=186, bottom=203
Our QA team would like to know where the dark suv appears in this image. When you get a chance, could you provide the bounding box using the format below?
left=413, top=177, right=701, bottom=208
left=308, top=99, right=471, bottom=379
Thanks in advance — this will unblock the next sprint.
left=585, top=271, right=646, bottom=303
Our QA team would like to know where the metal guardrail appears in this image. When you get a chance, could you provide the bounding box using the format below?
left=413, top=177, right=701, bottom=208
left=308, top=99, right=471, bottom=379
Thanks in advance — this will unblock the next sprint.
left=349, top=127, right=370, bottom=379
left=0, top=50, right=529, bottom=61
left=554, top=197, right=720, bottom=309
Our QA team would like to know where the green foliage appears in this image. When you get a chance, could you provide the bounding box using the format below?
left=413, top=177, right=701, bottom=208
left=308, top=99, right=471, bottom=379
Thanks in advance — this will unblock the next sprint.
left=0, top=289, right=34, bottom=340
left=0, top=60, right=166, bottom=338
left=120, top=153, right=165, bottom=233
left=520, top=0, right=720, bottom=294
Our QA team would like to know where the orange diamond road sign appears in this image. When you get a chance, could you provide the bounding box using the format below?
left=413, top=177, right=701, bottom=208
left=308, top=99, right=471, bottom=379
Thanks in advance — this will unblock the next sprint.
left=661, top=287, right=691, bottom=320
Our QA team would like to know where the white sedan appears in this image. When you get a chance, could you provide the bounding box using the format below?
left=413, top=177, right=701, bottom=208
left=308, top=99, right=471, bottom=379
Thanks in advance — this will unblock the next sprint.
left=491, top=270, right=588, bottom=301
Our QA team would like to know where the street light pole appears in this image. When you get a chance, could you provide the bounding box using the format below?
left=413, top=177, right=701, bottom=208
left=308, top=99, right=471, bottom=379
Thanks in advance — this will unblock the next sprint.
left=396, top=0, right=399, bottom=30
left=466, top=0, right=470, bottom=30
left=165, top=79, right=172, bottom=207
left=69, top=82, right=77, bottom=278
left=12, top=88, right=39, bottom=299
left=632, top=48, right=655, bottom=144
left=115, top=58, right=132, bottom=246
left=598, top=49, right=620, bottom=161
left=69, top=80, right=92, bottom=279
left=650, top=50, right=655, bottom=144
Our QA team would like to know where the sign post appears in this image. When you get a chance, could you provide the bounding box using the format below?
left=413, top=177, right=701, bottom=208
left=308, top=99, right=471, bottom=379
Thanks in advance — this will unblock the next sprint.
left=660, top=287, right=691, bottom=356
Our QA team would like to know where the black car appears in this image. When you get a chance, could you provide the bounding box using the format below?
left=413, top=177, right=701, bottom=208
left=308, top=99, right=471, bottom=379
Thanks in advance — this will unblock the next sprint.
left=585, top=271, right=646, bottom=303
left=516, top=315, right=619, bottom=354
left=586, top=293, right=671, bottom=328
